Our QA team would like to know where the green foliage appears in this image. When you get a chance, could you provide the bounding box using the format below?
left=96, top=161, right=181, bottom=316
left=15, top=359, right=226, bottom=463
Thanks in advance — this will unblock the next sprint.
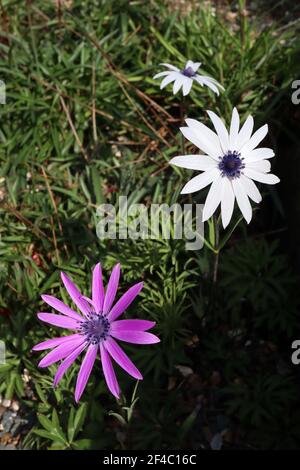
left=0, top=0, right=299, bottom=450
left=220, top=239, right=300, bottom=335
left=225, top=374, right=298, bottom=427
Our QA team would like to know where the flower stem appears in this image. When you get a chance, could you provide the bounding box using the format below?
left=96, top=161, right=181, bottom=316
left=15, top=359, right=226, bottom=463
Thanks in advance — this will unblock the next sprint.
left=179, top=96, right=185, bottom=154
left=238, top=0, right=247, bottom=48
left=212, top=214, right=220, bottom=284
left=208, top=214, right=220, bottom=316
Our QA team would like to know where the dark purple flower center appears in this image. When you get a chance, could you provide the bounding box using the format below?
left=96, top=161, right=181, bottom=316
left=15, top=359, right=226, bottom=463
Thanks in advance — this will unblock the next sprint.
left=79, top=312, right=110, bottom=345
left=182, top=66, right=196, bottom=78
left=218, top=151, right=245, bottom=179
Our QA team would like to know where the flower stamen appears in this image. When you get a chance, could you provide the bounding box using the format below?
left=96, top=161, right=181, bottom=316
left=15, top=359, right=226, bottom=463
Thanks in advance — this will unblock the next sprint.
left=79, top=312, right=110, bottom=345
left=218, top=151, right=245, bottom=179
left=181, top=66, right=196, bottom=78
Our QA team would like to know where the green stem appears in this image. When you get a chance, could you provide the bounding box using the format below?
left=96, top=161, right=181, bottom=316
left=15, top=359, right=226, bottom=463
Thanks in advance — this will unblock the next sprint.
left=212, top=214, right=220, bottom=284
left=207, top=214, right=220, bottom=316
left=180, top=96, right=185, bottom=154
left=238, top=0, right=247, bottom=48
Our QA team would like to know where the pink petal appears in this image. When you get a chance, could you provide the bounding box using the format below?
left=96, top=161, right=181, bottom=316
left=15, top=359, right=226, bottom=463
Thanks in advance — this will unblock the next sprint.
left=61, top=272, right=90, bottom=316
left=41, top=295, right=83, bottom=321
left=103, top=263, right=121, bottom=315
left=37, top=313, right=81, bottom=330
left=32, top=334, right=80, bottom=351
left=38, top=337, right=84, bottom=368
left=110, top=330, right=160, bottom=345
left=82, top=296, right=95, bottom=308
left=111, top=319, right=156, bottom=333
left=54, top=341, right=87, bottom=387
left=92, top=263, right=105, bottom=314
left=100, top=343, right=120, bottom=398
left=75, top=343, right=98, bottom=402
left=107, top=282, right=143, bottom=322
left=104, top=337, right=142, bottom=380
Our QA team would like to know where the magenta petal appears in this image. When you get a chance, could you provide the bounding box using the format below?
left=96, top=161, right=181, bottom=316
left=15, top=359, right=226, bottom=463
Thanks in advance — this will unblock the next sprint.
left=111, top=319, right=155, bottom=333
left=75, top=343, right=98, bottom=402
left=61, top=272, right=90, bottom=316
left=103, top=263, right=121, bottom=315
left=92, top=263, right=105, bottom=314
left=41, top=295, right=83, bottom=321
left=110, top=330, right=160, bottom=345
left=54, top=342, right=87, bottom=387
left=37, top=313, right=80, bottom=330
left=32, top=334, right=80, bottom=351
left=38, top=337, right=84, bottom=368
left=107, top=282, right=143, bottom=322
left=100, top=343, right=120, bottom=398
left=104, top=337, right=142, bottom=380
left=82, top=296, right=95, bottom=307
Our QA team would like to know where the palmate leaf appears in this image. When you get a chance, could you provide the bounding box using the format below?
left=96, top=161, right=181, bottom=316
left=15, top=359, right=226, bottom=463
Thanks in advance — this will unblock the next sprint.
left=220, top=239, right=298, bottom=327
left=225, top=374, right=298, bottom=428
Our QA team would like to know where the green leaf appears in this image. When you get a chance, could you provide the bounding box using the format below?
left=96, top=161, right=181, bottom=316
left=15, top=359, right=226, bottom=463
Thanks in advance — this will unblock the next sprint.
left=108, top=412, right=127, bottom=426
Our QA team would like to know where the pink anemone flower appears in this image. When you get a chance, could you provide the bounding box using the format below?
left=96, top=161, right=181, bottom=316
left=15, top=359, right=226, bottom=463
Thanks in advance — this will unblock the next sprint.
left=33, top=263, right=159, bottom=402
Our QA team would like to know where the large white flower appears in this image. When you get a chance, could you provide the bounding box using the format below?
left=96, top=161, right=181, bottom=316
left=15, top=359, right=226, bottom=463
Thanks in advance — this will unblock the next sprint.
left=169, top=108, right=280, bottom=228
left=153, top=60, right=223, bottom=96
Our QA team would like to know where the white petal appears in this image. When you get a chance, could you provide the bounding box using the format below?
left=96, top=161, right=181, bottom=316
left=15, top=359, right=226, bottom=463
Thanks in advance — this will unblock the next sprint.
left=181, top=168, right=219, bottom=194
left=246, top=160, right=271, bottom=173
left=201, top=78, right=220, bottom=95
left=236, top=115, right=254, bottom=150
left=206, top=76, right=224, bottom=87
left=173, top=76, right=185, bottom=94
left=207, top=110, right=230, bottom=153
left=244, top=147, right=275, bottom=162
left=232, top=179, right=252, bottom=224
left=180, top=126, right=221, bottom=160
left=202, top=176, right=223, bottom=222
left=160, top=72, right=178, bottom=89
left=243, top=168, right=280, bottom=185
left=182, top=77, right=193, bottom=96
left=240, top=174, right=262, bottom=203
left=160, top=63, right=179, bottom=71
left=201, top=76, right=222, bottom=95
left=169, top=154, right=216, bottom=171
left=153, top=71, right=170, bottom=79
left=190, top=61, right=202, bottom=72
left=241, top=124, right=268, bottom=154
left=184, top=119, right=222, bottom=158
left=229, top=107, right=240, bottom=149
left=221, top=178, right=235, bottom=228
left=194, top=75, right=204, bottom=87
left=195, top=75, right=224, bottom=92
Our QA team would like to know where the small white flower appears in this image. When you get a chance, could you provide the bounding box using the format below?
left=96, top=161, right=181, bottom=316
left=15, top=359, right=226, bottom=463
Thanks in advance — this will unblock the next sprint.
left=169, top=108, right=280, bottom=228
left=153, top=60, right=224, bottom=96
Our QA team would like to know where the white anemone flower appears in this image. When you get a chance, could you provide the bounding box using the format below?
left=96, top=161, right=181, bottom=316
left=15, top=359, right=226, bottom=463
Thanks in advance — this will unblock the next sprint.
left=153, top=60, right=224, bottom=96
left=169, top=108, right=280, bottom=228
